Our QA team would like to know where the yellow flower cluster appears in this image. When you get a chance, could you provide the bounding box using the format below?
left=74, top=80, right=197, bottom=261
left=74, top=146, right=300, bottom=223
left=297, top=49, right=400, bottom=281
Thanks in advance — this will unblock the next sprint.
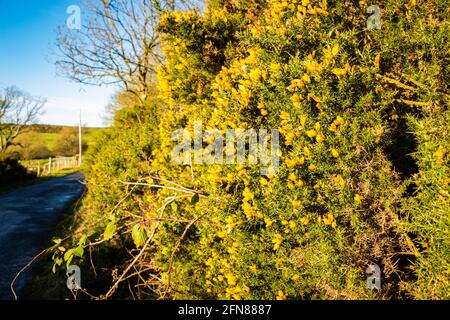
left=306, top=122, right=325, bottom=142
left=264, top=217, right=273, bottom=228
left=276, top=290, right=287, bottom=300
left=279, top=111, right=301, bottom=145
left=332, top=63, right=351, bottom=77
left=242, top=187, right=262, bottom=220
left=272, top=233, right=283, bottom=250
left=267, top=0, right=329, bottom=25
left=225, top=272, right=238, bottom=286
left=225, top=284, right=250, bottom=300
left=281, top=219, right=298, bottom=234
left=333, top=175, right=346, bottom=188
left=304, top=53, right=324, bottom=75
left=329, top=115, right=345, bottom=132
left=285, top=155, right=305, bottom=169
left=287, top=172, right=305, bottom=190
left=287, top=78, right=305, bottom=92
left=300, top=217, right=309, bottom=225
left=323, top=213, right=337, bottom=228
left=323, top=44, right=339, bottom=64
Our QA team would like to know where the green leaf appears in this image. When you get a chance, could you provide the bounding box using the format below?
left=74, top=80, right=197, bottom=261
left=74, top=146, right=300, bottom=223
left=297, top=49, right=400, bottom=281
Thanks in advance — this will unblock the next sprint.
left=55, top=257, right=63, bottom=266
left=131, top=224, right=148, bottom=248
left=64, top=249, right=74, bottom=262
left=73, top=245, right=84, bottom=258
left=52, top=238, right=62, bottom=245
left=78, top=234, right=88, bottom=246
left=66, top=255, right=73, bottom=269
left=58, top=246, right=66, bottom=252
left=171, top=202, right=178, bottom=211
left=190, top=193, right=200, bottom=205
left=104, top=221, right=117, bottom=240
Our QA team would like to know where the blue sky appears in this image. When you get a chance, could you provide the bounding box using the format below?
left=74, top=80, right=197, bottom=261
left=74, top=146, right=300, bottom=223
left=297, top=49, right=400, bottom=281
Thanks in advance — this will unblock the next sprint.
left=0, top=0, right=116, bottom=127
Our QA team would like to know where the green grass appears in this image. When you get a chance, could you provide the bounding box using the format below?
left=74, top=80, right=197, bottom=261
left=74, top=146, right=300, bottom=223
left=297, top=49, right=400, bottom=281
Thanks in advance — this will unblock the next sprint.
left=12, top=125, right=105, bottom=154
left=37, top=127, right=104, bottom=151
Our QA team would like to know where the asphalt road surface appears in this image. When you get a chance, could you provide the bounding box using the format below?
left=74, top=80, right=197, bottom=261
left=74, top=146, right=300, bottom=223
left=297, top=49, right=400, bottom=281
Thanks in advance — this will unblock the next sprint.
left=0, top=172, right=85, bottom=300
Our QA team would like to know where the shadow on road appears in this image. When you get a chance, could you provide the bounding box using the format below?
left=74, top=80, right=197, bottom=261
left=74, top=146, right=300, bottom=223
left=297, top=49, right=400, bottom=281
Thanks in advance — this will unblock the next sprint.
left=0, top=171, right=85, bottom=300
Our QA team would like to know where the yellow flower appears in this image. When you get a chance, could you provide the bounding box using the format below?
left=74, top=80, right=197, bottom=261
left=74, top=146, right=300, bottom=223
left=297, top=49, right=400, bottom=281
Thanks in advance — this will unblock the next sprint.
left=292, top=200, right=302, bottom=208
left=315, top=132, right=325, bottom=142
left=285, top=158, right=297, bottom=168
left=288, top=182, right=295, bottom=190
left=333, top=175, right=346, bottom=187
left=354, top=194, right=362, bottom=204
left=300, top=217, right=309, bottom=225
left=292, top=274, right=300, bottom=281
left=264, top=217, right=273, bottom=228
left=260, top=177, right=268, bottom=186
left=302, top=74, right=311, bottom=84
left=308, top=164, right=316, bottom=171
left=280, top=111, right=290, bottom=120
left=289, top=220, right=297, bottom=229
left=331, top=148, right=339, bottom=158
left=260, top=108, right=268, bottom=116
left=314, top=122, right=321, bottom=131
left=270, top=63, right=281, bottom=73
left=272, top=233, right=283, bottom=250
left=217, top=230, right=227, bottom=238
left=282, top=220, right=289, bottom=225
left=290, top=93, right=302, bottom=106
left=332, top=44, right=339, bottom=56
left=288, top=173, right=297, bottom=181
left=249, top=264, right=257, bottom=272
left=297, top=179, right=305, bottom=187
left=228, top=246, right=238, bottom=254
left=276, top=290, right=286, bottom=300
left=323, top=213, right=334, bottom=225
left=335, top=116, right=344, bottom=125
left=332, top=67, right=347, bottom=77
left=287, top=79, right=304, bottom=92
left=225, top=273, right=238, bottom=286
left=243, top=187, right=254, bottom=200
left=306, top=129, right=317, bottom=138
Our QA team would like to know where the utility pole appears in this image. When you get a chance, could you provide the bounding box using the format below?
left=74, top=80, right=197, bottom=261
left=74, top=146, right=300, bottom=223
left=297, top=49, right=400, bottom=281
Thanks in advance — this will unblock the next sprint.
left=78, top=108, right=82, bottom=166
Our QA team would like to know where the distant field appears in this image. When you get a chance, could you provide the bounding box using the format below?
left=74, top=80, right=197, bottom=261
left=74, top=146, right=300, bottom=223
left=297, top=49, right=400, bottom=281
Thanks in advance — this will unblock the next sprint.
left=29, top=125, right=102, bottom=148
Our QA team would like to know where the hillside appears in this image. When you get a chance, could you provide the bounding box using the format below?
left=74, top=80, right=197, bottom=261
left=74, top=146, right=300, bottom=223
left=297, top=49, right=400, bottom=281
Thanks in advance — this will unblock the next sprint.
left=4, top=124, right=104, bottom=160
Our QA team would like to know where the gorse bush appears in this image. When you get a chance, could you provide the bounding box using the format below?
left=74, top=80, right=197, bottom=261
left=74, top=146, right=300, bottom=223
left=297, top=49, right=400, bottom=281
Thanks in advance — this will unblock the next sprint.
left=51, top=0, right=449, bottom=300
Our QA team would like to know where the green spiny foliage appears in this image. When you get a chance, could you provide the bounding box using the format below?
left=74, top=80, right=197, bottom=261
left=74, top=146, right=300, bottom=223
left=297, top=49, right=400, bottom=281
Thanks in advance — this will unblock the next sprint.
left=48, top=0, right=449, bottom=300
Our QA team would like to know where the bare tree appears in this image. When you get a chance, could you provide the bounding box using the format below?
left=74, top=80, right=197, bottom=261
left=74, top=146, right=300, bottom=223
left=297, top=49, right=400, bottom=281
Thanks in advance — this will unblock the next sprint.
left=55, top=0, right=203, bottom=105
left=0, top=86, right=46, bottom=155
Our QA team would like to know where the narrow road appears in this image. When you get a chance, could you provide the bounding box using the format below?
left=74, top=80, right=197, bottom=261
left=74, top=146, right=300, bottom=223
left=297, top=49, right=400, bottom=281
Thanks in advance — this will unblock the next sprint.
left=0, top=172, right=85, bottom=299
